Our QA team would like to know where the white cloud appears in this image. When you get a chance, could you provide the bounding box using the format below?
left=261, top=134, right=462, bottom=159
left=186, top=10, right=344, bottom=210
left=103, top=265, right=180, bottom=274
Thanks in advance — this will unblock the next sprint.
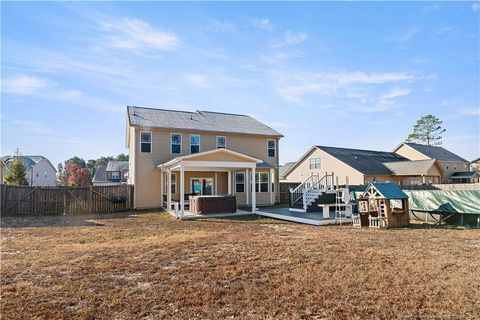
left=251, top=18, right=274, bottom=31
left=271, top=31, right=307, bottom=48
left=457, top=107, right=480, bottom=116
left=3, top=74, right=122, bottom=112
left=184, top=73, right=213, bottom=89
left=2, top=75, right=50, bottom=95
left=274, top=70, right=418, bottom=103
left=472, top=3, right=480, bottom=12
left=203, top=19, right=236, bottom=33
left=385, top=28, right=419, bottom=42
left=378, top=88, right=411, bottom=101
left=100, top=18, right=179, bottom=52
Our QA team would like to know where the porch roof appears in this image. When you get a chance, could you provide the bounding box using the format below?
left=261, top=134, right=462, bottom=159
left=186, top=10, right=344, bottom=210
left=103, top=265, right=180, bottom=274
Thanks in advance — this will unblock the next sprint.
left=158, top=148, right=263, bottom=170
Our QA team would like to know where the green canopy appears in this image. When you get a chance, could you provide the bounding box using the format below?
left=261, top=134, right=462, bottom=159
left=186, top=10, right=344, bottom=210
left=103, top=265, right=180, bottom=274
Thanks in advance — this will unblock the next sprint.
left=405, top=190, right=480, bottom=215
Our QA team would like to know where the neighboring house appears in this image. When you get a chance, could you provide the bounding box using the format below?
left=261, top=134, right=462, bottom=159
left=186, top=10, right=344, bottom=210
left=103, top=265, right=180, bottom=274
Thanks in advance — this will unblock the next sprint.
left=0, top=159, right=6, bottom=184
left=470, top=157, right=480, bottom=172
left=282, top=146, right=443, bottom=186
left=279, top=161, right=299, bottom=203
left=126, top=106, right=283, bottom=211
left=1, top=155, right=57, bottom=186
left=92, top=160, right=129, bottom=186
left=393, top=143, right=470, bottom=183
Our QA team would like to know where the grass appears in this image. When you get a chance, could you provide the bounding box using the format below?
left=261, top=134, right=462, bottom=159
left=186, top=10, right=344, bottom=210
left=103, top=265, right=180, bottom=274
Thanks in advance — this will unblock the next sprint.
left=1, top=211, right=479, bottom=319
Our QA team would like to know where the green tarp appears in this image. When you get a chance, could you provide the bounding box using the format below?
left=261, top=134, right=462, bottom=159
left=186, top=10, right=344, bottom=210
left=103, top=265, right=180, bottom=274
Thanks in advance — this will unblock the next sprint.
left=404, top=190, right=480, bottom=215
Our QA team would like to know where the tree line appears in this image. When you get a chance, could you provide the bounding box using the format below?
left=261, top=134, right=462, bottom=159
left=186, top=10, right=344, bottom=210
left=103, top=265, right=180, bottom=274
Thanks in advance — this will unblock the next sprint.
left=57, top=154, right=129, bottom=186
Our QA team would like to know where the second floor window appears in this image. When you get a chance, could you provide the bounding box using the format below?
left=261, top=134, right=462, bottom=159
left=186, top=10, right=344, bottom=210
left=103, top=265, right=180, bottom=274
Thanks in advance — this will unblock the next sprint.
left=140, top=131, right=152, bottom=153
left=190, top=135, right=200, bottom=154
left=268, top=139, right=276, bottom=157
left=309, top=158, right=320, bottom=169
left=171, top=133, right=182, bottom=154
left=216, top=136, right=226, bottom=149
left=110, top=171, right=120, bottom=179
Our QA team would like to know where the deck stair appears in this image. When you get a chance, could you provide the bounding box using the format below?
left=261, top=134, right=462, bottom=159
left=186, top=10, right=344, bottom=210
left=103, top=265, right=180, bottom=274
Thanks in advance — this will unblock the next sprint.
left=289, top=173, right=335, bottom=212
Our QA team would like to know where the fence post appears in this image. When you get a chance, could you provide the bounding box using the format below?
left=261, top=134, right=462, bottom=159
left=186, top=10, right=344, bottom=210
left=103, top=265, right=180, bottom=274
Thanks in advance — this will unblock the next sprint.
left=89, top=187, right=93, bottom=214
left=63, top=189, right=67, bottom=215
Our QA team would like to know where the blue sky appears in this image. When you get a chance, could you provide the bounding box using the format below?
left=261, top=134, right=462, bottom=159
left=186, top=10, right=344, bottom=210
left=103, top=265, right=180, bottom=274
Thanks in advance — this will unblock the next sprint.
left=1, top=2, right=479, bottom=167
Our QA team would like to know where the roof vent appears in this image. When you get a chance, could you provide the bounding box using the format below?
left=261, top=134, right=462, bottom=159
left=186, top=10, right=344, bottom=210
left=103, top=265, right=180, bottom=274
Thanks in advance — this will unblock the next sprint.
left=354, top=156, right=358, bottom=160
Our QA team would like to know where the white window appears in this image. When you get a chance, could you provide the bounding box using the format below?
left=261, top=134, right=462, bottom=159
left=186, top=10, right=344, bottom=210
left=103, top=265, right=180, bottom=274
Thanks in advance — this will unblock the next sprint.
left=309, top=158, right=320, bottom=169
left=216, top=136, right=226, bottom=149
left=251, top=172, right=269, bottom=193
left=267, top=140, right=276, bottom=157
left=140, top=131, right=152, bottom=153
left=171, top=173, right=177, bottom=194
left=111, top=171, right=120, bottom=179
left=171, top=133, right=182, bottom=154
left=190, top=134, right=200, bottom=154
left=235, top=172, right=245, bottom=193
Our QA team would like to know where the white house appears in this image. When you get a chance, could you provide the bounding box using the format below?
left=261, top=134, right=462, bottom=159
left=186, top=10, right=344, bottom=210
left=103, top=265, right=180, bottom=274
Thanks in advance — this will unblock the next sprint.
left=1, top=155, right=57, bottom=186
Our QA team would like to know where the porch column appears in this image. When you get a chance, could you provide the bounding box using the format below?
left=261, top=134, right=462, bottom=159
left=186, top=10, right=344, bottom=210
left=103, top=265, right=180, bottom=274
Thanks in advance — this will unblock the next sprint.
left=251, top=167, right=256, bottom=213
left=180, top=165, right=185, bottom=217
left=245, top=169, right=249, bottom=205
left=160, top=169, right=164, bottom=208
left=228, top=171, right=232, bottom=194
left=270, top=168, right=274, bottom=204
left=167, top=170, right=172, bottom=211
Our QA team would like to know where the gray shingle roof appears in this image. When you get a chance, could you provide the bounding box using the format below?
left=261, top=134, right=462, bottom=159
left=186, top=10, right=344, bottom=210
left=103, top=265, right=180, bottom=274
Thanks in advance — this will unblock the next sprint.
left=106, top=160, right=128, bottom=172
left=316, top=146, right=407, bottom=174
left=404, top=143, right=468, bottom=162
left=383, top=159, right=439, bottom=176
left=279, top=162, right=296, bottom=179
left=127, top=106, right=283, bottom=137
left=92, top=165, right=107, bottom=183
left=451, top=171, right=478, bottom=179
left=1, top=155, right=54, bottom=171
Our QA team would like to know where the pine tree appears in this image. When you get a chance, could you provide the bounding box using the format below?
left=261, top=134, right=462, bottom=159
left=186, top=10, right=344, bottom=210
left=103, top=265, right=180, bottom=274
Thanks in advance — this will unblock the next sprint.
left=406, top=115, right=446, bottom=146
left=5, top=157, right=29, bottom=186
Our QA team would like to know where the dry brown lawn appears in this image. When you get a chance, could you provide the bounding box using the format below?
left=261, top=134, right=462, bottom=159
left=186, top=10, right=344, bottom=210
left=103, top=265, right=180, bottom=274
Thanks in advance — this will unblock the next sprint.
left=1, top=212, right=479, bottom=319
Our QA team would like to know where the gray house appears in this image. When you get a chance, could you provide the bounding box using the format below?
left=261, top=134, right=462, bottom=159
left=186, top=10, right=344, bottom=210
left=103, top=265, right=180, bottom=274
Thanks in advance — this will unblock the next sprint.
left=92, top=160, right=128, bottom=186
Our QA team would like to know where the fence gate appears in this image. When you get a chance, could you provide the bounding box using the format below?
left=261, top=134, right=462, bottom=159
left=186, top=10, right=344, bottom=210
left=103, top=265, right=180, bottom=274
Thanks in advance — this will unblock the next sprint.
left=0, top=184, right=134, bottom=216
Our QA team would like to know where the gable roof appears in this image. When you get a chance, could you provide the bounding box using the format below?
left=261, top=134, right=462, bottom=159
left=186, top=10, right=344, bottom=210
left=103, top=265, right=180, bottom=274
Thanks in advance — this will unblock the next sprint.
left=106, top=160, right=128, bottom=172
left=279, top=162, right=296, bottom=179
left=365, top=183, right=409, bottom=199
left=397, top=143, right=468, bottom=162
left=316, top=146, right=407, bottom=174
left=158, top=148, right=262, bottom=168
left=127, top=106, right=283, bottom=137
left=92, top=165, right=107, bottom=183
left=383, top=159, right=443, bottom=176
left=1, top=155, right=56, bottom=172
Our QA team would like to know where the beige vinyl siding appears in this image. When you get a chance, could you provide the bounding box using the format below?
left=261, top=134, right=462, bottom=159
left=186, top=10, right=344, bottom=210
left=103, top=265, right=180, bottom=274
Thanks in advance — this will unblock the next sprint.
left=285, top=148, right=364, bottom=185
left=394, top=144, right=430, bottom=160
left=439, top=160, right=469, bottom=183
left=129, top=126, right=280, bottom=208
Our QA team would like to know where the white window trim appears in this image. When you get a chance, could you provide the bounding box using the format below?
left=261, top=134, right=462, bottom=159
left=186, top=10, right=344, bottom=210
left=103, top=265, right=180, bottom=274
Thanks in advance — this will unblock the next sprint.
left=250, top=172, right=269, bottom=193
left=140, top=131, right=152, bottom=153
left=216, top=136, right=227, bottom=149
left=171, top=172, right=177, bottom=195
left=189, top=134, right=201, bottom=154
left=235, top=172, right=245, bottom=193
left=170, top=133, right=182, bottom=155
left=111, top=171, right=120, bottom=179
left=267, top=139, right=276, bottom=158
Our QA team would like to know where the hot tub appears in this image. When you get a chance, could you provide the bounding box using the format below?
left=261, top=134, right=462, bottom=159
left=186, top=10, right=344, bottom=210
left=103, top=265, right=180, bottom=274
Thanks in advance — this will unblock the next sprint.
left=189, top=195, right=236, bottom=215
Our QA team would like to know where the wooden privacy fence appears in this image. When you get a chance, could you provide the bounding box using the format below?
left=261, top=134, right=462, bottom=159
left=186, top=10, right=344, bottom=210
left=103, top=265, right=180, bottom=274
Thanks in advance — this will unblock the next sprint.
left=0, top=184, right=134, bottom=216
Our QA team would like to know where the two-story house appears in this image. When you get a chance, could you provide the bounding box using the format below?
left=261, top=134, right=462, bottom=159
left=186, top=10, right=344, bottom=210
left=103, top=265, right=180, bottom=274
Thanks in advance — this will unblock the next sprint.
left=92, top=160, right=129, bottom=186
left=126, top=106, right=283, bottom=213
left=393, top=143, right=470, bottom=183
left=1, top=155, right=57, bottom=186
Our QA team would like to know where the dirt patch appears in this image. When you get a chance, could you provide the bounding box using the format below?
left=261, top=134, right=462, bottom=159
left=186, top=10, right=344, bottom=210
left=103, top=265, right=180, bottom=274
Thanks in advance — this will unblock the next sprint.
left=1, top=212, right=479, bottom=319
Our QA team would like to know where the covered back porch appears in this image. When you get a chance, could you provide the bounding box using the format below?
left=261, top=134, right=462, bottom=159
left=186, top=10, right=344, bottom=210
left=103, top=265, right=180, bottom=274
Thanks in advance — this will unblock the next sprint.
left=158, top=149, right=276, bottom=218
